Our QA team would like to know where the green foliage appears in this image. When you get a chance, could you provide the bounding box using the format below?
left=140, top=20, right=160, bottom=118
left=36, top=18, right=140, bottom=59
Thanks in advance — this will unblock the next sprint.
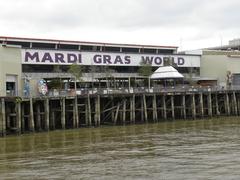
left=68, top=63, right=84, bottom=81
left=138, top=61, right=153, bottom=77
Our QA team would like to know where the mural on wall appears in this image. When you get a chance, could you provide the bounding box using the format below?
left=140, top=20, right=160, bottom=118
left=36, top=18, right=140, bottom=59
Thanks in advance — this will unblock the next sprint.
left=38, top=79, right=48, bottom=95
left=23, top=76, right=30, bottom=96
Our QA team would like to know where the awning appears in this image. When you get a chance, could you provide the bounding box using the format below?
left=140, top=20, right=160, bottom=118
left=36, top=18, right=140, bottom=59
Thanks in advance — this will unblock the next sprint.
left=150, top=66, right=184, bottom=79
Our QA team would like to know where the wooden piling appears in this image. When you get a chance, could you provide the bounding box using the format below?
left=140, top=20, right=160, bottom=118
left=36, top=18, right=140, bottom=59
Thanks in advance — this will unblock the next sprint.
left=94, top=96, right=100, bottom=126
left=87, top=95, right=92, bottom=126
left=36, top=104, right=41, bottom=131
left=232, top=92, right=238, bottom=115
left=140, top=96, right=144, bottom=122
left=85, top=100, right=88, bottom=126
left=130, top=95, right=135, bottom=124
left=29, top=98, right=35, bottom=131
left=207, top=93, right=213, bottom=117
left=152, top=94, right=158, bottom=122
left=182, top=95, right=186, bottom=119
left=61, top=98, right=66, bottom=129
left=21, top=103, right=25, bottom=132
left=191, top=94, right=196, bottom=119
left=122, top=99, right=126, bottom=124
left=162, top=95, right=167, bottom=120
left=171, top=95, right=175, bottom=119
left=44, top=98, right=49, bottom=131
left=132, top=95, right=135, bottom=124
left=16, top=102, right=21, bottom=134
left=237, top=94, right=240, bottom=115
left=73, top=97, right=79, bottom=128
left=199, top=93, right=204, bottom=117
left=130, top=97, right=133, bottom=123
left=50, top=110, right=55, bottom=130
left=143, top=94, right=148, bottom=122
left=225, top=93, right=230, bottom=115
left=215, top=93, right=220, bottom=116
left=0, top=98, right=6, bottom=136
left=76, top=97, right=80, bottom=127
left=114, top=103, right=120, bottom=125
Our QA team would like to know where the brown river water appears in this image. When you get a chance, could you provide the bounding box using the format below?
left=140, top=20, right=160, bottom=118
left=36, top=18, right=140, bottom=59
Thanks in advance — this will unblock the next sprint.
left=1, top=117, right=240, bottom=180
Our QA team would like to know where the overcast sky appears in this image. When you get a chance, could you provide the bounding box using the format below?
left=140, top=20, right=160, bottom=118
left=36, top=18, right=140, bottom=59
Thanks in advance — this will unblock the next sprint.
left=0, top=0, right=239, bottom=50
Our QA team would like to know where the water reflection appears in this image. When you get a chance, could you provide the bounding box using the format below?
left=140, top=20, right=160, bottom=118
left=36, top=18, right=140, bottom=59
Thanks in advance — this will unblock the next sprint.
left=0, top=117, right=240, bottom=179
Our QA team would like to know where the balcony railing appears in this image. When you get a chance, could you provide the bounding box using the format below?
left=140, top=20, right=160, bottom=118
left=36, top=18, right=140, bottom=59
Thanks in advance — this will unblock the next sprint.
left=1, top=85, right=240, bottom=98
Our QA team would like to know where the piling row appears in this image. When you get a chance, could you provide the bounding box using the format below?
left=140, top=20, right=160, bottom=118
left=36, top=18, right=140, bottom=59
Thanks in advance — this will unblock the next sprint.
left=0, top=91, right=240, bottom=136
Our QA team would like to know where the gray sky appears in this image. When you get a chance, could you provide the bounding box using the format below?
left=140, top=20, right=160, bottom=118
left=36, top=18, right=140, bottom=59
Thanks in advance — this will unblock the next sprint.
left=0, top=0, right=239, bottom=50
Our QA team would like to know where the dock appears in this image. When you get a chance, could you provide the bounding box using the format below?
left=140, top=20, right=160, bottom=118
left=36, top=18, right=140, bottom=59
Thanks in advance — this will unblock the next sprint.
left=1, top=87, right=239, bottom=136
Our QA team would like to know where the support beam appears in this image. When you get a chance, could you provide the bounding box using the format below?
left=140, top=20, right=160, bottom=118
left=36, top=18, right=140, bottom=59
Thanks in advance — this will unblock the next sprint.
left=73, top=97, right=79, bottom=128
left=132, top=95, right=135, bottom=124
left=207, top=93, right=213, bottom=117
left=21, top=103, right=25, bottom=132
left=122, top=99, right=126, bottom=124
left=232, top=92, right=238, bottom=115
left=162, top=95, right=167, bottom=120
left=44, top=98, right=49, bottom=131
left=0, top=98, right=6, bottom=136
left=74, top=96, right=79, bottom=128
left=61, top=98, right=66, bottom=129
left=85, top=100, right=88, bottom=126
left=153, top=94, right=158, bottom=122
left=191, top=94, right=196, bottom=119
left=182, top=95, right=186, bottom=119
left=36, top=104, right=41, bottom=131
left=171, top=95, right=175, bottom=119
left=143, top=94, right=148, bottom=122
left=215, top=93, right=220, bottom=116
left=94, top=96, right=100, bottom=126
left=114, top=104, right=120, bottom=125
left=225, top=93, right=230, bottom=116
left=16, top=102, right=21, bottom=134
left=88, top=95, right=92, bottom=126
left=140, top=96, right=144, bottom=122
left=199, top=93, right=204, bottom=117
left=29, top=98, right=35, bottom=132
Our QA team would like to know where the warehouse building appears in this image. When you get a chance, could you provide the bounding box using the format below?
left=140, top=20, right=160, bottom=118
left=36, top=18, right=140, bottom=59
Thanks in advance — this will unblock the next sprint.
left=0, top=36, right=200, bottom=97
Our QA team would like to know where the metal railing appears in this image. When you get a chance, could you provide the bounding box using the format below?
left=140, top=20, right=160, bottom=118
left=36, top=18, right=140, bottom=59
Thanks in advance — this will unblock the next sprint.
left=2, top=85, right=240, bottom=98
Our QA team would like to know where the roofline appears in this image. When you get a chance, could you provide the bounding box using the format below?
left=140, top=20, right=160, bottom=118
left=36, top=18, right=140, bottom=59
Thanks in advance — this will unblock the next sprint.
left=0, top=36, right=178, bottom=49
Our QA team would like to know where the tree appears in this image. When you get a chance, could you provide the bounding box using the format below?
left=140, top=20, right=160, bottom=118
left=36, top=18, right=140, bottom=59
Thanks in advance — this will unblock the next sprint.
left=138, top=61, right=153, bottom=77
left=138, top=61, right=153, bottom=88
left=68, top=63, right=84, bottom=91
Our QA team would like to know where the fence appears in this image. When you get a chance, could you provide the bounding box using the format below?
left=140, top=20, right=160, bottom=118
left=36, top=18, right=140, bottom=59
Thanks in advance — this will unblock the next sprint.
left=1, top=85, right=240, bottom=98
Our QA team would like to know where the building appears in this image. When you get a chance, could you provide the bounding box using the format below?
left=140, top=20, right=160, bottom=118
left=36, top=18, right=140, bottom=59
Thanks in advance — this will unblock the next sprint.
left=0, top=36, right=200, bottom=97
left=184, top=38, right=240, bottom=88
